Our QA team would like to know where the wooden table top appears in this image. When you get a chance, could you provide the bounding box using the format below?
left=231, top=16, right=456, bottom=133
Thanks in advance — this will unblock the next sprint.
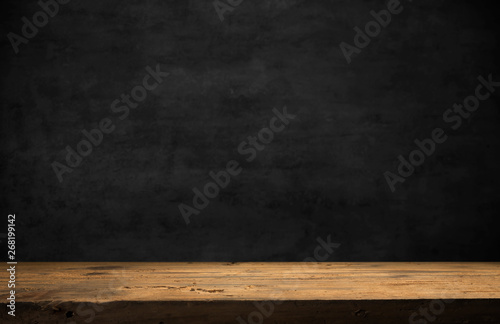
left=2, top=262, right=500, bottom=303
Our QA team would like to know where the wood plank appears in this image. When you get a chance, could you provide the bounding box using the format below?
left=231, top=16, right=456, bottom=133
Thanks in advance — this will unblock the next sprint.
left=1, top=262, right=500, bottom=323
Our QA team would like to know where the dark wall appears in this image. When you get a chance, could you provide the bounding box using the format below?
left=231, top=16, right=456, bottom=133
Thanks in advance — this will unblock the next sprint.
left=1, top=0, right=499, bottom=261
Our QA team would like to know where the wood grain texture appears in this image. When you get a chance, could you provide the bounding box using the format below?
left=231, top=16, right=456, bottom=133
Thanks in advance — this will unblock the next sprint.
left=1, top=262, right=500, bottom=323
left=3, top=262, right=500, bottom=302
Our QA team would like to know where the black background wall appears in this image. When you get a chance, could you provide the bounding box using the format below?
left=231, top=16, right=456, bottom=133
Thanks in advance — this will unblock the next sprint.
left=1, top=0, right=500, bottom=261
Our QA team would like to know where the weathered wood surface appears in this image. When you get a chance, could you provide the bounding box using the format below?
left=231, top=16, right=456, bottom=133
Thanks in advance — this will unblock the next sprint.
left=1, top=262, right=500, bottom=323
left=3, top=262, right=500, bottom=301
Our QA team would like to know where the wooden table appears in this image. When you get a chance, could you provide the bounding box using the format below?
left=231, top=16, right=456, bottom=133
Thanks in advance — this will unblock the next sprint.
left=1, top=262, right=499, bottom=323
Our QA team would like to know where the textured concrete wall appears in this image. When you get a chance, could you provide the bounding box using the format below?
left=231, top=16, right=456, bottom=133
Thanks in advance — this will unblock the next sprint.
left=1, top=0, right=499, bottom=261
